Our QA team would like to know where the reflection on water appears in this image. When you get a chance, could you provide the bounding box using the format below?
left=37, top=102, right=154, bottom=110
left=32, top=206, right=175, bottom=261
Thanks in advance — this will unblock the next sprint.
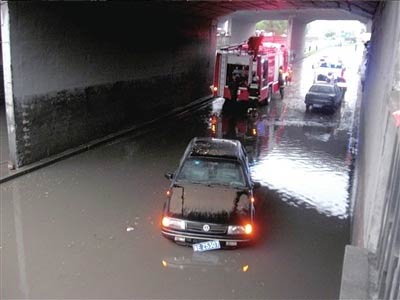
left=251, top=147, right=349, bottom=218
left=161, top=252, right=249, bottom=273
left=249, top=108, right=349, bottom=219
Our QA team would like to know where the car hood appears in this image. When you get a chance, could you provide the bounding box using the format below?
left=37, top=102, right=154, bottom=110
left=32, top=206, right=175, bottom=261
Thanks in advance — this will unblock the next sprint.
left=168, top=183, right=251, bottom=223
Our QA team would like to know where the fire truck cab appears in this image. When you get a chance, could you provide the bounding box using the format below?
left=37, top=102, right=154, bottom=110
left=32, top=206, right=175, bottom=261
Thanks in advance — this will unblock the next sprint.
left=211, top=36, right=289, bottom=107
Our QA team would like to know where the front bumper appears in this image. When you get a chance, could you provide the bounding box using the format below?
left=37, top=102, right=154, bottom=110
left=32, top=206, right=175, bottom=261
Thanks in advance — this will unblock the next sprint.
left=161, top=228, right=252, bottom=245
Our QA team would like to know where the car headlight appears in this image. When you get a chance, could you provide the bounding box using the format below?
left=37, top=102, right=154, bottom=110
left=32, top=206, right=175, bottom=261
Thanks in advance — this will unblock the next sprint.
left=162, top=217, right=186, bottom=230
left=227, top=224, right=252, bottom=235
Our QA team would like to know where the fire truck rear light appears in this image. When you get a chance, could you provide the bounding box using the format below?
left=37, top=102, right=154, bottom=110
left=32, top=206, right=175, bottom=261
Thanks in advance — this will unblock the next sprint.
left=213, top=86, right=218, bottom=92
left=245, top=224, right=253, bottom=235
left=211, top=124, right=216, bottom=133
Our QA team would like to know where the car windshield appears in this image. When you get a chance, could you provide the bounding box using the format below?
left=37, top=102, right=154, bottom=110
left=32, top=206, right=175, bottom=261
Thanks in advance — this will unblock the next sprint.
left=176, top=158, right=246, bottom=187
left=309, top=85, right=334, bottom=94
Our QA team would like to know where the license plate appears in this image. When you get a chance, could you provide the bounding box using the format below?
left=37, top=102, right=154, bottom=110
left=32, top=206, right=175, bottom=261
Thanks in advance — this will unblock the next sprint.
left=192, top=240, right=221, bottom=252
left=313, top=104, right=323, bottom=108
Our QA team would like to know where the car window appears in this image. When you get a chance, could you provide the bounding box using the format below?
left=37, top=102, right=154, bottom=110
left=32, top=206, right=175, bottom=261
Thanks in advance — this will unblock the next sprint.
left=309, top=85, right=334, bottom=94
left=316, top=74, right=328, bottom=81
left=240, top=144, right=251, bottom=174
left=176, top=158, right=246, bottom=187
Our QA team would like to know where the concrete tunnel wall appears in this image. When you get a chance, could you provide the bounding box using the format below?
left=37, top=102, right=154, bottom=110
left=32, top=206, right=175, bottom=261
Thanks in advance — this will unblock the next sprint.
left=347, top=0, right=400, bottom=297
left=4, top=2, right=216, bottom=167
left=353, top=0, right=400, bottom=252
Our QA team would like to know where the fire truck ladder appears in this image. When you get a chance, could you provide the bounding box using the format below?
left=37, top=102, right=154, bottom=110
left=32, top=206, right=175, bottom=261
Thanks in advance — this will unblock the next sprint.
left=219, top=41, right=247, bottom=52
left=218, top=53, right=227, bottom=97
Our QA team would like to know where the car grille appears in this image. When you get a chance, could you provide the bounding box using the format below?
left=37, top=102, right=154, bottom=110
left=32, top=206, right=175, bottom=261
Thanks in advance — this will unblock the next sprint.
left=186, top=221, right=227, bottom=234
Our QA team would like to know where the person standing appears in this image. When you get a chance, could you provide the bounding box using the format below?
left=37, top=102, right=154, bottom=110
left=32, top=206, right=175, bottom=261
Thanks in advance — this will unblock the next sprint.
left=278, top=66, right=285, bottom=99
left=229, top=73, right=240, bottom=102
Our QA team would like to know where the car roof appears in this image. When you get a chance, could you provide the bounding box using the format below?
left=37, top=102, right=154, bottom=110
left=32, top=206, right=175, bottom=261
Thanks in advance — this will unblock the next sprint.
left=188, top=137, right=242, bottom=160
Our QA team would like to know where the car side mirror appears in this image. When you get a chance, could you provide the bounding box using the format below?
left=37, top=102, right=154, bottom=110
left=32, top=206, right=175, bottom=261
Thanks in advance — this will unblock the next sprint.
left=252, top=181, right=261, bottom=188
left=164, top=172, right=174, bottom=180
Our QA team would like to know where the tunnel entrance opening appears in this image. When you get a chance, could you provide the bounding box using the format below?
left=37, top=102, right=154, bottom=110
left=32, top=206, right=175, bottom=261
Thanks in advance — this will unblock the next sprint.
left=255, top=19, right=288, bottom=37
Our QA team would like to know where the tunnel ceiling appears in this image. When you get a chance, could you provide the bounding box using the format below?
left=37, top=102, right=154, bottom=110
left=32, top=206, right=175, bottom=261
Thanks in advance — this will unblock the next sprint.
left=165, top=1, right=379, bottom=21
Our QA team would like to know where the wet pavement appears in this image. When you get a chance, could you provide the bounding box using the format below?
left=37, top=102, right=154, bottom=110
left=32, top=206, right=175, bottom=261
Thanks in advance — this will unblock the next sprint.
left=1, top=45, right=363, bottom=299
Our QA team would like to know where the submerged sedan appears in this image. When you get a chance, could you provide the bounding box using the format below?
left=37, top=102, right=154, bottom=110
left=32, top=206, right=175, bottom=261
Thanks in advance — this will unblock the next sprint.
left=305, top=82, right=343, bottom=112
left=161, top=137, right=260, bottom=248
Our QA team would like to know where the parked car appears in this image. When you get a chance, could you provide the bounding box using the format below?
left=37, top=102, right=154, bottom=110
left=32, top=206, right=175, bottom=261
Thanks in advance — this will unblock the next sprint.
left=305, top=83, right=343, bottom=111
left=313, top=72, right=347, bottom=94
left=161, top=137, right=260, bottom=248
left=314, top=58, right=345, bottom=77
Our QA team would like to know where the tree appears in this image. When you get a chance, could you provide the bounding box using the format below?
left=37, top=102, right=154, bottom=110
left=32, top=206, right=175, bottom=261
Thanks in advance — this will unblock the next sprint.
left=255, top=20, right=288, bottom=35
left=325, top=31, right=336, bottom=39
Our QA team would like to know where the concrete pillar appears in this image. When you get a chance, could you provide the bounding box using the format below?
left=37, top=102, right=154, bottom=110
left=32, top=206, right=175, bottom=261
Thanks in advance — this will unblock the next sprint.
left=366, top=19, right=372, bottom=33
left=217, top=17, right=231, bottom=35
left=217, top=16, right=232, bottom=47
left=230, top=19, right=256, bottom=45
left=1, top=2, right=17, bottom=169
left=287, top=17, right=307, bottom=62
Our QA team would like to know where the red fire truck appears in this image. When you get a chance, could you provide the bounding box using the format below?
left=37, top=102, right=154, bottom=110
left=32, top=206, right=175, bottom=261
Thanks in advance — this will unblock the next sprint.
left=211, top=35, right=289, bottom=106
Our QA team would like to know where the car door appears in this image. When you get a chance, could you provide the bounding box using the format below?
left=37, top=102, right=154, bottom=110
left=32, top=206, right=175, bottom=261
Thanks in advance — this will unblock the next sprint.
left=334, top=85, right=342, bottom=105
left=240, top=145, right=252, bottom=184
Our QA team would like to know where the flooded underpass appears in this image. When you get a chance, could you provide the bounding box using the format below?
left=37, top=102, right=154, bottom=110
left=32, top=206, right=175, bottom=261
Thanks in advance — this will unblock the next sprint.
left=1, top=45, right=363, bottom=299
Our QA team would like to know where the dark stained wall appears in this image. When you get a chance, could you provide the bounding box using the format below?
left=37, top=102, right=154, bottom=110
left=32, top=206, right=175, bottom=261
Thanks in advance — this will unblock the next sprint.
left=7, top=2, right=216, bottom=166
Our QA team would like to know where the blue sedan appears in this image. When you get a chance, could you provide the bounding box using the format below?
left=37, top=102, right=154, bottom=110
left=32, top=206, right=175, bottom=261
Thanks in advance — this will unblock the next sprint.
left=305, top=83, right=344, bottom=112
